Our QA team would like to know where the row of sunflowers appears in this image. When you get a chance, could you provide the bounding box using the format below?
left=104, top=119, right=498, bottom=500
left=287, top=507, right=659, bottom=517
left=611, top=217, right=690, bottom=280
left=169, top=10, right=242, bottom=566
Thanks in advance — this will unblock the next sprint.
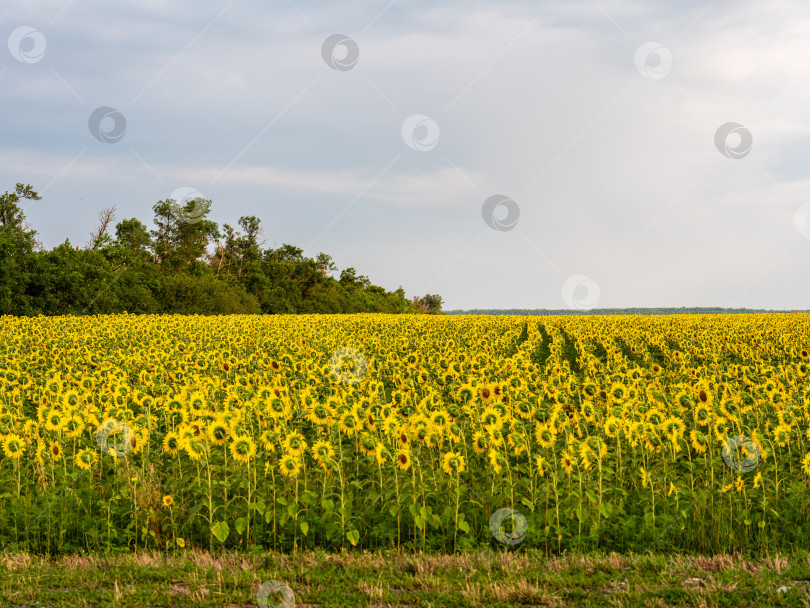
left=1, top=313, right=809, bottom=554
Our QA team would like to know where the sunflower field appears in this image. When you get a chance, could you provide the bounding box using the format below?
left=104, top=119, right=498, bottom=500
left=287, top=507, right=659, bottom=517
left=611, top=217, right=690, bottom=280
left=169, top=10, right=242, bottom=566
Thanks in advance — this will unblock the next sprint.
left=2, top=312, right=810, bottom=555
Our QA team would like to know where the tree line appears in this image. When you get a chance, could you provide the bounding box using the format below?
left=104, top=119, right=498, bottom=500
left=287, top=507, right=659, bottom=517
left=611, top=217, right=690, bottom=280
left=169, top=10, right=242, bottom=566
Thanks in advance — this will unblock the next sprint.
left=0, top=183, right=443, bottom=316
left=446, top=307, right=803, bottom=315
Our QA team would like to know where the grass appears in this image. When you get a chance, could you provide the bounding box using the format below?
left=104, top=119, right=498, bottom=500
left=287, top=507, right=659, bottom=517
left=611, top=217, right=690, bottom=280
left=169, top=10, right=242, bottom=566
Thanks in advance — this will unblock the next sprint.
left=3, top=549, right=810, bottom=607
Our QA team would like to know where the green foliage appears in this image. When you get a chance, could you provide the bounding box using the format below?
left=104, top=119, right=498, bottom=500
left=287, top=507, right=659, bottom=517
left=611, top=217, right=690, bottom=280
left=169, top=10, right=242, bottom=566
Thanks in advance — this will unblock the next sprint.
left=0, top=183, right=40, bottom=229
left=412, top=294, right=443, bottom=314
left=0, top=183, right=438, bottom=316
left=448, top=307, right=804, bottom=315
left=155, top=273, right=261, bottom=315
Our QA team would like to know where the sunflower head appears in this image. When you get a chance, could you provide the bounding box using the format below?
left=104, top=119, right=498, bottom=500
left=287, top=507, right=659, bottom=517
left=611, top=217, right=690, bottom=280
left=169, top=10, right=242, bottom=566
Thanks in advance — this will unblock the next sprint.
left=2, top=434, right=25, bottom=459
left=163, top=432, right=181, bottom=455
left=183, top=438, right=206, bottom=461
left=207, top=420, right=231, bottom=446
left=396, top=449, right=411, bottom=470
left=442, top=451, right=466, bottom=475
left=279, top=455, right=302, bottom=478
left=282, top=431, right=307, bottom=457
left=230, top=435, right=257, bottom=463
left=312, top=439, right=335, bottom=462
left=76, top=447, right=97, bottom=470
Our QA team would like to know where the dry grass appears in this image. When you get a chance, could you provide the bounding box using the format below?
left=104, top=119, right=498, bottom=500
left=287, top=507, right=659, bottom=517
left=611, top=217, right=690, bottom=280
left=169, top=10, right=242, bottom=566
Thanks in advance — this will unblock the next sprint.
left=0, top=548, right=805, bottom=607
left=0, top=553, right=32, bottom=570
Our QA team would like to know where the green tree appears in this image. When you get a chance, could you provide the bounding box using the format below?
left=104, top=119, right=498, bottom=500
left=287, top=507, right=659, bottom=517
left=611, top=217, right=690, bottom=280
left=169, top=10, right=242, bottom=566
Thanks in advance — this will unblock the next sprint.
left=151, top=198, right=220, bottom=272
left=1, top=182, right=430, bottom=317
left=413, top=294, right=443, bottom=314
left=0, top=183, right=40, bottom=229
left=115, top=218, right=152, bottom=254
left=0, top=184, right=39, bottom=314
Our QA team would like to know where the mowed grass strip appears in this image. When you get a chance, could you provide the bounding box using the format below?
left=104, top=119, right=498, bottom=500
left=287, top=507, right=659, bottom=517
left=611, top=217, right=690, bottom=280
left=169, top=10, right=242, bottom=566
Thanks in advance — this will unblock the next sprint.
left=2, top=549, right=810, bottom=607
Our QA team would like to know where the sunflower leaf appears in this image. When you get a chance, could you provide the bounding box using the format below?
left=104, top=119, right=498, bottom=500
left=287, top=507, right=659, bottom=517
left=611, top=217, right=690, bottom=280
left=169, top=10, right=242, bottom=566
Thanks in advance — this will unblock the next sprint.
left=211, top=521, right=230, bottom=543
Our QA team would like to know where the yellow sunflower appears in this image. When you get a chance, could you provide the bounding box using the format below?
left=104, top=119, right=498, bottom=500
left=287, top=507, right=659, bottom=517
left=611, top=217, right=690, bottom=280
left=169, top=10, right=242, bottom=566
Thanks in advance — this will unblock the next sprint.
left=229, top=435, right=257, bottom=463
left=802, top=453, right=810, bottom=476
left=441, top=451, right=466, bottom=475
left=163, top=432, right=181, bottom=455
left=311, top=439, right=335, bottom=462
left=183, top=438, right=206, bottom=461
left=282, top=431, right=307, bottom=457
left=396, top=449, right=411, bottom=471
left=2, top=434, right=25, bottom=459
left=206, top=420, right=232, bottom=446
left=279, top=454, right=303, bottom=477
left=76, top=447, right=97, bottom=470
left=534, top=423, right=555, bottom=449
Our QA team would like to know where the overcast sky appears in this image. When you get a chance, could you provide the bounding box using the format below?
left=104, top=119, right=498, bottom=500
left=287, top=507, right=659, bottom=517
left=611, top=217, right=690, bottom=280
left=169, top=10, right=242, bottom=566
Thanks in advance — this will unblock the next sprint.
left=2, top=0, right=810, bottom=310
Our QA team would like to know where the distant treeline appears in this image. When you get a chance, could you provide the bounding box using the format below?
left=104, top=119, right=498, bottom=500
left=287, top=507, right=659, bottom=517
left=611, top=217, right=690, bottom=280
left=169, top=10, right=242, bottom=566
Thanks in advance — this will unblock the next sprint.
left=446, top=307, right=807, bottom=315
left=0, top=183, right=443, bottom=316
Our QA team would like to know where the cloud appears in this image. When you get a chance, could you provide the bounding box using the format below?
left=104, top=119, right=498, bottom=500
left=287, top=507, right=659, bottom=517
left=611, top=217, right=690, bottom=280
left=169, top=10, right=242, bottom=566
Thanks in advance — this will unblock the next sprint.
left=2, top=0, right=810, bottom=309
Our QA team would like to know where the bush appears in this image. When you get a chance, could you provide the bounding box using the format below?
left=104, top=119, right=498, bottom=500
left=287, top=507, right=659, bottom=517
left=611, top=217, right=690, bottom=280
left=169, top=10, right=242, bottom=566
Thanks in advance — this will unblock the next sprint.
left=155, top=274, right=260, bottom=314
